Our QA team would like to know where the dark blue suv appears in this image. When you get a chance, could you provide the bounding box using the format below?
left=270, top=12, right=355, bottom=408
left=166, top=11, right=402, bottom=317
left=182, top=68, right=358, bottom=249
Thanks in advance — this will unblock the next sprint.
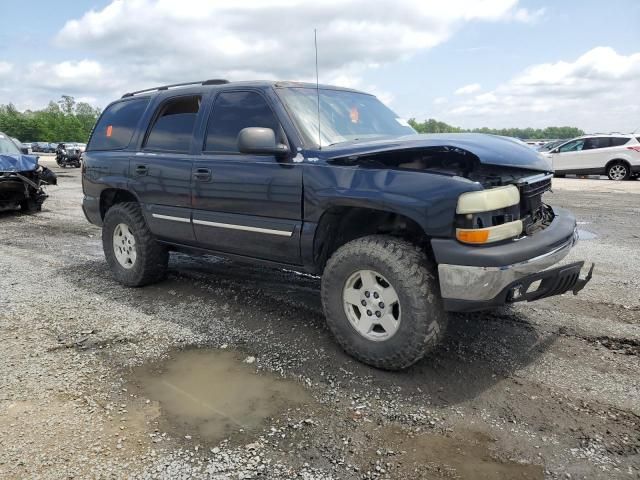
left=82, top=79, right=593, bottom=370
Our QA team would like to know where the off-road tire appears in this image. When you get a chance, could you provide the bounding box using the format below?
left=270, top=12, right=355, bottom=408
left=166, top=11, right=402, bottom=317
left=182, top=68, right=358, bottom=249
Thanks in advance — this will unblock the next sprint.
left=321, top=235, right=447, bottom=370
left=102, top=202, right=168, bottom=287
left=607, top=161, right=630, bottom=181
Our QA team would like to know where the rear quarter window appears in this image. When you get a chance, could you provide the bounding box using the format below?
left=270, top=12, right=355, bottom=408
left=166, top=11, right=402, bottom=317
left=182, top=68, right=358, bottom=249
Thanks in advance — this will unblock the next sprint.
left=610, top=137, right=630, bottom=147
left=88, top=98, right=150, bottom=151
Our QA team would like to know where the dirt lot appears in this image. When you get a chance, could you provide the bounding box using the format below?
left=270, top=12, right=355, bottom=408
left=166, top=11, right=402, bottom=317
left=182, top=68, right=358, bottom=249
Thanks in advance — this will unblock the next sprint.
left=1, top=157, right=638, bottom=479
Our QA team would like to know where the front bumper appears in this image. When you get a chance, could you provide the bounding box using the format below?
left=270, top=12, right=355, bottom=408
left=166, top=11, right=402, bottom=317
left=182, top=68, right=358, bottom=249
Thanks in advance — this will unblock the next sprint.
left=432, top=207, right=594, bottom=312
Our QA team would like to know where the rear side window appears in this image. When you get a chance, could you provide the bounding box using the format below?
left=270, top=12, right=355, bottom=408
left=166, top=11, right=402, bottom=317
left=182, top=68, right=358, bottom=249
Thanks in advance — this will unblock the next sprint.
left=583, top=137, right=610, bottom=150
left=610, top=137, right=630, bottom=147
left=205, top=91, right=280, bottom=152
left=144, top=96, right=201, bottom=152
left=88, top=98, right=149, bottom=151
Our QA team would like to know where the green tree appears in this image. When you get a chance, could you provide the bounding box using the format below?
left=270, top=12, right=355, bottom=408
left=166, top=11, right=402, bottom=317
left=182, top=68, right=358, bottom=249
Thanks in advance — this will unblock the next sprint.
left=0, top=96, right=101, bottom=142
left=408, top=118, right=584, bottom=139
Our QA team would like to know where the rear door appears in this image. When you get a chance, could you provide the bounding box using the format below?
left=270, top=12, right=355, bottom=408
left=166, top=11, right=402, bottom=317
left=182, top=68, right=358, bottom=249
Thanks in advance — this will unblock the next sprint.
left=579, top=137, right=612, bottom=171
left=191, top=90, right=303, bottom=264
left=128, top=94, right=202, bottom=244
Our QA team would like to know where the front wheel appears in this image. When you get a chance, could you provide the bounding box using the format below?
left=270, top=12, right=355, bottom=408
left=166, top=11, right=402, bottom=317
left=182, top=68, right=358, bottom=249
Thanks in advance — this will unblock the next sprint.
left=607, top=161, right=630, bottom=181
left=321, top=235, right=447, bottom=370
left=102, top=202, right=168, bottom=287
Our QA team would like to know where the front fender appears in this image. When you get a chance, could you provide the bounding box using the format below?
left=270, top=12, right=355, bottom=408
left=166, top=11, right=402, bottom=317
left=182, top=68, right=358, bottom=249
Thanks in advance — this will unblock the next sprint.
left=303, top=164, right=481, bottom=237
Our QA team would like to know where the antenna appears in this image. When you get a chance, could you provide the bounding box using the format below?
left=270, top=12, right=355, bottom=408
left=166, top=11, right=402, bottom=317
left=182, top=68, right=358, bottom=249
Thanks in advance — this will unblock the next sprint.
left=314, top=29, right=321, bottom=149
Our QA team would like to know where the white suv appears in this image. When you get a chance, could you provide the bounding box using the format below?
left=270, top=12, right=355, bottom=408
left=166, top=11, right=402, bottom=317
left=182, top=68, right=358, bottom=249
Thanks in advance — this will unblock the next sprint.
left=544, top=134, right=640, bottom=180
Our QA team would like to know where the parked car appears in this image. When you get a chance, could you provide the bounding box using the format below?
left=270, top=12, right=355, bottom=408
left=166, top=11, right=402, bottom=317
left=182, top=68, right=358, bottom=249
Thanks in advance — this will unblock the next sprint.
left=544, top=134, right=640, bottom=180
left=0, top=131, right=57, bottom=212
left=82, top=79, right=593, bottom=370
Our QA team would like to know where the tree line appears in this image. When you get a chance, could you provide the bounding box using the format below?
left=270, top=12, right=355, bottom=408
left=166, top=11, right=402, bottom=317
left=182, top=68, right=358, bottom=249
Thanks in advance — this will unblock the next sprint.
left=408, top=118, right=584, bottom=140
left=0, top=96, right=586, bottom=143
left=0, top=96, right=101, bottom=143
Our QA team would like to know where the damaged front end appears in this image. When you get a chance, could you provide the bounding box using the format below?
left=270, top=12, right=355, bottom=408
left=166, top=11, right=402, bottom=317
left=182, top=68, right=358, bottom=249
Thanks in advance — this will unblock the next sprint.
left=326, top=134, right=557, bottom=241
left=0, top=155, right=57, bottom=213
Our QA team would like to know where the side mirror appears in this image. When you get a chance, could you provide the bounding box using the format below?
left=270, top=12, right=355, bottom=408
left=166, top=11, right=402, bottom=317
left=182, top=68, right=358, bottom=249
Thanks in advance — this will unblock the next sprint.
left=237, top=127, right=289, bottom=156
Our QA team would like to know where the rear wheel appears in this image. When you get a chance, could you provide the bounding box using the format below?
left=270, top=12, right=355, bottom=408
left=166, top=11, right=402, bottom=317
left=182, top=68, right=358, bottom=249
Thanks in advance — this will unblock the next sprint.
left=102, top=202, right=168, bottom=287
left=321, top=235, right=447, bottom=370
left=607, top=161, right=630, bottom=181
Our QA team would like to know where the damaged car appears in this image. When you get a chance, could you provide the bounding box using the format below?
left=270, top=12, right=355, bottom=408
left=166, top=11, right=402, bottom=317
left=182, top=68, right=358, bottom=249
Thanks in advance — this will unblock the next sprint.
left=82, top=80, right=594, bottom=370
left=0, top=131, right=57, bottom=212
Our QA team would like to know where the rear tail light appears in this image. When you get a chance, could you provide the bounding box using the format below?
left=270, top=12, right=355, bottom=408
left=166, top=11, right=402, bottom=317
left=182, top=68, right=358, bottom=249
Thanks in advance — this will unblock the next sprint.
left=627, top=146, right=640, bottom=153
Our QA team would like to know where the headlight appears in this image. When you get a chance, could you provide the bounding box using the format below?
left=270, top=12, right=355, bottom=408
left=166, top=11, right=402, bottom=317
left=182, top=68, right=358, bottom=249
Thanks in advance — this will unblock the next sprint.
left=456, top=185, right=520, bottom=214
left=456, top=185, right=522, bottom=244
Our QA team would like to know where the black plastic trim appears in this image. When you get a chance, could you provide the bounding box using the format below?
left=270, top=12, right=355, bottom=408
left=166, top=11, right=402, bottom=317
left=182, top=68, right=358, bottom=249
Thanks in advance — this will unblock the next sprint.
left=443, top=261, right=589, bottom=312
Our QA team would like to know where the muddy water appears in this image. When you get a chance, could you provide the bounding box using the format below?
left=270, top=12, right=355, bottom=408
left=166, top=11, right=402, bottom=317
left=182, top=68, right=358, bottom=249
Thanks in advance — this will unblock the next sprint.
left=362, top=425, right=544, bottom=480
left=129, top=349, right=311, bottom=443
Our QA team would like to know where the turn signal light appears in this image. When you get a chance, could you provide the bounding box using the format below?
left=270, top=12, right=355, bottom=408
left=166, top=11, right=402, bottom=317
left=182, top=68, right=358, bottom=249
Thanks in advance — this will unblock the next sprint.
left=456, top=220, right=523, bottom=244
left=456, top=229, right=490, bottom=244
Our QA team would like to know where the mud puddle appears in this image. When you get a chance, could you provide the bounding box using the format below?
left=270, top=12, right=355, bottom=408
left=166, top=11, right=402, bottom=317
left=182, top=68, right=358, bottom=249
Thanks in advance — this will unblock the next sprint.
left=360, top=425, right=544, bottom=480
left=128, top=349, right=312, bottom=444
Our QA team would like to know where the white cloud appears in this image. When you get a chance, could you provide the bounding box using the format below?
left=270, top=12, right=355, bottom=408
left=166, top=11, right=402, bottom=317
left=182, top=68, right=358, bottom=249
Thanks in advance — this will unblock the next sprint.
left=454, top=83, right=482, bottom=95
left=510, top=7, right=546, bottom=23
left=433, top=97, right=448, bottom=105
left=438, top=47, right=640, bottom=132
left=0, top=61, right=13, bottom=77
left=42, top=0, right=532, bottom=101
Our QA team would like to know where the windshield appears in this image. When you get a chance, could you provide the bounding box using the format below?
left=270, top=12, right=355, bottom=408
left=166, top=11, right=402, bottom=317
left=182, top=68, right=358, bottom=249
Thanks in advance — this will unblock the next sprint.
left=278, top=87, right=415, bottom=147
left=0, top=133, right=21, bottom=155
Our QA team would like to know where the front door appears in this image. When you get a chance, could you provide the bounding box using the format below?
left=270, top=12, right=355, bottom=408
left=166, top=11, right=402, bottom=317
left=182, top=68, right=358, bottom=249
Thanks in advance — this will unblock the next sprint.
left=191, top=90, right=302, bottom=264
left=552, top=138, right=586, bottom=173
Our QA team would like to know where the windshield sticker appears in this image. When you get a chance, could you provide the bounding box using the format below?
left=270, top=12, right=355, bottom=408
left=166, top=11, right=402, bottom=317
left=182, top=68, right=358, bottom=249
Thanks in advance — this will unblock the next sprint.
left=350, top=106, right=359, bottom=124
left=106, top=125, right=113, bottom=137
left=396, top=118, right=410, bottom=127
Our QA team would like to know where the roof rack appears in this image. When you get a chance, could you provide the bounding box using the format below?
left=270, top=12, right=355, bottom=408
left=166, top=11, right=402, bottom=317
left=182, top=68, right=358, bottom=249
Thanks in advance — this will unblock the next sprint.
left=121, top=79, right=229, bottom=98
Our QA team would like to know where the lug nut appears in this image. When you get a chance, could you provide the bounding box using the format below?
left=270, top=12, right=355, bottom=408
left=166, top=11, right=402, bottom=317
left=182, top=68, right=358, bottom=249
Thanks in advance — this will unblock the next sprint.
left=379, top=302, right=385, bottom=309
left=373, top=292, right=379, bottom=299
left=361, top=300, right=367, bottom=306
left=366, top=310, right=372, bottom=316
left=375, top=311, right=381, bottom=317
left=364, top=291, right=370, bottom=298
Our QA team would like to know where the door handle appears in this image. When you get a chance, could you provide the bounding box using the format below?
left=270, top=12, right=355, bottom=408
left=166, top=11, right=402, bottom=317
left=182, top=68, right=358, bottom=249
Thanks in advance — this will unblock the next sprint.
left=135, top=164, right=148, bottom=175
left=193, top=168, right=212, bottom=182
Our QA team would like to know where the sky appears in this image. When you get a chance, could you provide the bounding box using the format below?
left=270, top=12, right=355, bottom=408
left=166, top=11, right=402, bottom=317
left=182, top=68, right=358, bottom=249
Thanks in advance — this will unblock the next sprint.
left=0, top=0, right=638, bottom=132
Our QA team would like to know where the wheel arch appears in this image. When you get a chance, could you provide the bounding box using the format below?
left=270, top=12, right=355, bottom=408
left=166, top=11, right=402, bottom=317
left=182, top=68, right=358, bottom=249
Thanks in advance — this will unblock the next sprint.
left=312, top=204, right=431, bottom=274
left=99, top=188, right=140, bottom=220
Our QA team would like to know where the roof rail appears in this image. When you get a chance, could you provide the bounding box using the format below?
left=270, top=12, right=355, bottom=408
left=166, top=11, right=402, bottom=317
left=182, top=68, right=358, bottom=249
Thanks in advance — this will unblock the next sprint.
left=121, top=79, right=230, bottom=98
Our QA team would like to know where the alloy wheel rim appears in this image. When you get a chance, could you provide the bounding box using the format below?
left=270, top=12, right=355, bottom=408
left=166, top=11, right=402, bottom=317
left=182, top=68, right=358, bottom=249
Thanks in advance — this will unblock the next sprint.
left=610, top=165, right=626, bottom=180
left=342, top=269, right=401, bottom=341
left=113, top=223, right=137, bottom=269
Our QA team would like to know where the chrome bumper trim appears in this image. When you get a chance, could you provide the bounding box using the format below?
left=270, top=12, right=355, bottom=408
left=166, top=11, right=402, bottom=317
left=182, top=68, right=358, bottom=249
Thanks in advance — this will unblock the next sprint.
left=438, top=227, right=579, bottom=301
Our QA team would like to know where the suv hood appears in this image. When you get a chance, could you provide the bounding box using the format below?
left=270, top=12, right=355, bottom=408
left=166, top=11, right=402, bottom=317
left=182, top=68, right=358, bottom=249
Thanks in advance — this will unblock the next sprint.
left=322, top=133, right=552, bottom=173
left=0, top=154, right=39, bottom=172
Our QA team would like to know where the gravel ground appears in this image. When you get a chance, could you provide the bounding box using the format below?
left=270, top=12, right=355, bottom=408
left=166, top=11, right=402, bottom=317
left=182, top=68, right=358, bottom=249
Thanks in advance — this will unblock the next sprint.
left=0, top=158, right=638, bottom=479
